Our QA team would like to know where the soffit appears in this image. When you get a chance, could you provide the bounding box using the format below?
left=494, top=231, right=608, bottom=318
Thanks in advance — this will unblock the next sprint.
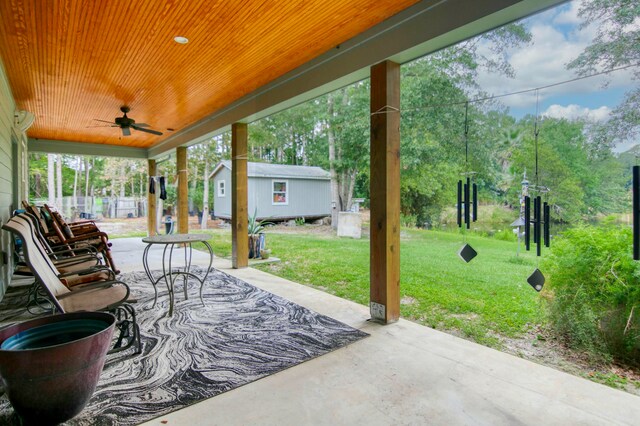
left=0, top=0, right=420, bottom=148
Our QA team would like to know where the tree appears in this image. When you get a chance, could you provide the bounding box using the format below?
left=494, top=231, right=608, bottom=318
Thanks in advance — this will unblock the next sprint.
left=509, top=116, right=627, bottom=222
left=325, top=84, right=370, bottom=220
left=72, top=156, right=80, bottom=215
left=47, top=154, right=55, bottom=205
left=568, top=0, right=640, bottom=143
left=56, top=154, right=63, bottom=208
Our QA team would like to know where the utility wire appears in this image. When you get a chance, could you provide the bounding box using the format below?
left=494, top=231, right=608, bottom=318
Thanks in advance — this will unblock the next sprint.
left=371, top=62, right=639, bottom=116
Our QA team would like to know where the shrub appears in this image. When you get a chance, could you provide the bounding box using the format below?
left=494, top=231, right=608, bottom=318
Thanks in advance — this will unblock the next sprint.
left=493, top=228, right=517, bottom=242
left=543, top=225, right=640, bottom=364
left=400, top=214, right=417, bottom=228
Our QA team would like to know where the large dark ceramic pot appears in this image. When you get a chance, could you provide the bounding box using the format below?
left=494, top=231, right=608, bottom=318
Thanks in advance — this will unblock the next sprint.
left=0, top=311, right=116, bottom=425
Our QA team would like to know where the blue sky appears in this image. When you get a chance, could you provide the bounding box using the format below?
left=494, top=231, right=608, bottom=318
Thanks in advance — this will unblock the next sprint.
left=475, top=0, right=638, bottom=151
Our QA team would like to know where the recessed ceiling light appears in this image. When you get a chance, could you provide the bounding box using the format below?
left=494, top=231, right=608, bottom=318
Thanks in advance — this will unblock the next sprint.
left=174, top=36, right=189, bottom=44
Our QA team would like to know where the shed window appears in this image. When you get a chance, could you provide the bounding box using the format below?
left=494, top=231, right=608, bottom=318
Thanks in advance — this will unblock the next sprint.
left=272, top=180, right=288, bottom=205
left=218, top=180, right=226, bottom=197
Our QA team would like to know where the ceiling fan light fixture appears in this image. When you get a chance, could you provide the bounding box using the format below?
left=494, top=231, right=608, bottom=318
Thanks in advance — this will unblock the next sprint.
left=174, top=36, right=189, bottom=44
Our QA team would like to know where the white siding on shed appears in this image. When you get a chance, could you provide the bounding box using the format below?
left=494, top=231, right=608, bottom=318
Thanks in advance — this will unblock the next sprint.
left=210, top=161, right=331, bottom=220
left=249, top=177, right=330, bottom=219
left=213, top=167, right=232, bottom=218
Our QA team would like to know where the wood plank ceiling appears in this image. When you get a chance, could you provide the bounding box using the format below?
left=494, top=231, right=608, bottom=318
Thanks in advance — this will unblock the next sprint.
left=0, top=0, right=420, bottom=148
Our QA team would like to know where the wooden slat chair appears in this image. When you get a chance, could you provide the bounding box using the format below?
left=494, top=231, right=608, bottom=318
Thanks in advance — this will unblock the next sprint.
left=21, top=200, right=59, bottom=242
left=3, top=215, right=141, bottom=354
left=19, top=212, right=102, bottom=263
left=20, top=205, right=102, bottom=260
left=21, top=202, right=104, bottom=270
left=17, top=213, right=116, bottom=287
left=8, top=213, right=109, bottom=287
left=40, top=205, right=119, bottom=274
left=42, top=204, right=102, bottom=234
left=22, top=201, right=107, bottom=251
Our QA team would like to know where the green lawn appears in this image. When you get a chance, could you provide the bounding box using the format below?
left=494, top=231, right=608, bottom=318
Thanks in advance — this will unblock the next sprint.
left=201, top=227, right=545, bottom=347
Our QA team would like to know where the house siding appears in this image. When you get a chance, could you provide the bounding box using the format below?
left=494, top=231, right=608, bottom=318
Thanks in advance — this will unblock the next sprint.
left=212, top=167, right=232, bottom=218
left=249, top=177, right=330, bottom=219
left=211, top=164, right=331, bottom=220
left=0, top=59, right=16, bottom=295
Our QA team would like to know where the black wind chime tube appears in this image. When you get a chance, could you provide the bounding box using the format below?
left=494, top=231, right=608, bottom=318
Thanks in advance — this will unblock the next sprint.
left=465, top=178, right=471, bottom=229
left=457, top=180, right=463, bottom=228
left=535, top=196, right=542, bottom=256
left=543, top=201, right=550, bottom=248
left=524, top=196, right=531, bottom=250
left=472, top=183, right=478, bottom=222
left=533, top=197, right=538, bottom=244
left=633, top=165, right=639, bottom=260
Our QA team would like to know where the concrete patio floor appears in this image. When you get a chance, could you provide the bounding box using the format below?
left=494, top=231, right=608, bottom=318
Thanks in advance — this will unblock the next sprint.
left=111, top=237, right=640, bottom=426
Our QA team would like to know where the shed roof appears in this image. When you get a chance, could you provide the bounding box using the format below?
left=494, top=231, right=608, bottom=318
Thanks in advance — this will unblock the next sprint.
left=210, top=161, right=330, bottom=180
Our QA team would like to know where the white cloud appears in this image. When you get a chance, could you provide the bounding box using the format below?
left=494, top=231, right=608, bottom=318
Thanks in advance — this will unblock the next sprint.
left=552, top=0, right=583, bottom=26
left=475, top=0, right=633, bottom=109
left=542, top=104, right=611, bottom=121
left=613, top=140, right=639, bottom=153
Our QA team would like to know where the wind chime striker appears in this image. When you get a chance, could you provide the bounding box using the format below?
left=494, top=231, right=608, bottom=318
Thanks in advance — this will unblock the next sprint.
left=524, top=92, right=551, bottom=292
left=457, top=102, right=478, bottom=263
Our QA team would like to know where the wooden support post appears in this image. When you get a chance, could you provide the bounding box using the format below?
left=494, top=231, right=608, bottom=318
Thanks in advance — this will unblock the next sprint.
left=147, top=159, right=157, bottom=236
left=177, top=147, right=189, bottom=234
left=232, top=123, right=249, bottom=268
left=369, top=60, right=400, bottom=324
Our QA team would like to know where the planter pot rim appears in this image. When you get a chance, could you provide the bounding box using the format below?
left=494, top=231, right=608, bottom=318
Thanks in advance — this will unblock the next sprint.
left=0, top=312, right=116, bottom=353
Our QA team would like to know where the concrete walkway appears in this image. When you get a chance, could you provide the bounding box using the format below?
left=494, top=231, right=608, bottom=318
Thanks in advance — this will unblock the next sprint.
left=112, top=237, right=640, bottom=426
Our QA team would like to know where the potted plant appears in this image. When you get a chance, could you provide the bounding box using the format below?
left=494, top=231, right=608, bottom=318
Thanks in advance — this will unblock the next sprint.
left=248, top=209, right=272, bottom=259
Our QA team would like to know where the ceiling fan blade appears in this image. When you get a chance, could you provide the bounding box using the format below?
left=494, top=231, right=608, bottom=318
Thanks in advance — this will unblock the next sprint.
left=122, top=127, right=131, bottom=136
left=133, top=123, right=150, bottom=128
left=132, top=125, right=163, bottom=136
left=86, top=125, right=118, bottom=128
left=93, top=119, right=115, bottom=124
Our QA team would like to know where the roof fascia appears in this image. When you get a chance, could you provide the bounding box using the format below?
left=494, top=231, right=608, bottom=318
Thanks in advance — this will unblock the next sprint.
left=28, top=138, right=148, bottom=159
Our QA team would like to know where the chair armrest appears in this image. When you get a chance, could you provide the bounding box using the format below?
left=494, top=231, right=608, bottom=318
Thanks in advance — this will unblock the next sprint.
left=52, top=255, right=101, bottom=267
left=50, top=246, right=99, bottom=257
left=64, top=231, right=110, bottom=244
left=58, top=265, right=115, bottom=280
left=69, top=219, right=98, bottom=226
left=58, top=280, right=130, bottom=299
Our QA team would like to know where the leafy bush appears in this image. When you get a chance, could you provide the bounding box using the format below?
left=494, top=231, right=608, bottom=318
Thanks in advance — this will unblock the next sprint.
left=400, top=214, right=417, bottom=228
left=543, top=225, right=640, bottom=364
left=493, top=228, right=517, bottom=242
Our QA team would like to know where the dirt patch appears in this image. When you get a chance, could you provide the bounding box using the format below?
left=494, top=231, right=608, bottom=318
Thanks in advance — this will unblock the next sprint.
left=401, top=296, right=418, bottom=306
left=265, top=223, right=335, bottom=236
left=101, top=211, right=373, bottom=238
left=498, top=326, right=640, bottom=396
left=97, top=216, right=226, bottom=236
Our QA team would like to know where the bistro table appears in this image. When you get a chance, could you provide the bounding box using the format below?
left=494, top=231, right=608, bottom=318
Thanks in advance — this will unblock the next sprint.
left=141, top=233, right=214, bottom=316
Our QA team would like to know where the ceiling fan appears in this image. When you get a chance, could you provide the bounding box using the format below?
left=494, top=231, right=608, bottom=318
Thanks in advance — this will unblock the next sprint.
left=92, top=106, right=163, bottom=136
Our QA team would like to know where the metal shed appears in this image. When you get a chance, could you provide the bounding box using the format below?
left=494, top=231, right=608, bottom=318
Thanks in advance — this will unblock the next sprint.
left=209, top=161, right=331, bottom=221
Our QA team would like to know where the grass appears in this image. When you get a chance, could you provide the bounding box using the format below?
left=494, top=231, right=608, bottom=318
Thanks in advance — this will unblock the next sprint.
left=124, top=224, right=640, bottom=393
left=198, top=227, right=545, bottom=347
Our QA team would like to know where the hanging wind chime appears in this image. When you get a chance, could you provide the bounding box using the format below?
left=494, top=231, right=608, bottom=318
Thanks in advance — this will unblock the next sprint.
left=524, top=92, right=551, bottom=291
left=457, top=102, right=478, bottom=263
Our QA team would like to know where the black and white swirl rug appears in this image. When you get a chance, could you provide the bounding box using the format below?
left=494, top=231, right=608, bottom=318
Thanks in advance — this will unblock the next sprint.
left=0, top=268, right=368, bottom=425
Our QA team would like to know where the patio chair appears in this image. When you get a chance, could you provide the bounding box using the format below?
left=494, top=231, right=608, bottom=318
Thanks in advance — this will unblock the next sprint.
left=18, top=213, right=122, bottom=286
left=2, top=215, right=141, bottom=354
left=11, top=213, right=115, bottom=287
left=42, top=203, right=103, bottom=235
left=38, top=205, right=119, bottom=274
